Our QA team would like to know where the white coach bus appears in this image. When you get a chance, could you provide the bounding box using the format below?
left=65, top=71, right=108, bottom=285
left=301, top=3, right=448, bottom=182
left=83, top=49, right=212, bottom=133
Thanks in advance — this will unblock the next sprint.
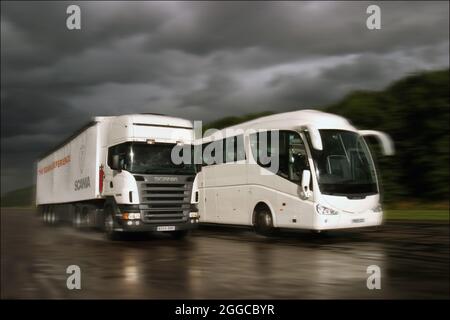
left=194, top=110, right=394, bottom=234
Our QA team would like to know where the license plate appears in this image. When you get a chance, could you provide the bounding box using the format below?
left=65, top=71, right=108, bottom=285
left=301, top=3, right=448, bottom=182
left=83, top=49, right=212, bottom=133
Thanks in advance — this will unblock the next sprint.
left=157, top=226, right=176, bottom=231
left=352, top=218, right=365, bottom=223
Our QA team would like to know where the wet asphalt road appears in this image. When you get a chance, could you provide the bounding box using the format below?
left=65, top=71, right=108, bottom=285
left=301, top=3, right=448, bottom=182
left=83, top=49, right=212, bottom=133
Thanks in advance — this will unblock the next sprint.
left=1, top=208, right=449, bottom=299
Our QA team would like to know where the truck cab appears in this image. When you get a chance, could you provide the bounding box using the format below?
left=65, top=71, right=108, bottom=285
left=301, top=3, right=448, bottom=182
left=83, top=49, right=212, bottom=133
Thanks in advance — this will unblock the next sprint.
left=37, top=113, right=199, bottom=240
left=99, top=114, right=199, bottom=239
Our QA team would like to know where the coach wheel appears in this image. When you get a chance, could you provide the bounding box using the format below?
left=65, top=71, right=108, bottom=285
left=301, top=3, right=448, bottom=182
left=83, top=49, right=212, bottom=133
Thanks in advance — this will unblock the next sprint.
left=254, top=207, right=275, bottom=236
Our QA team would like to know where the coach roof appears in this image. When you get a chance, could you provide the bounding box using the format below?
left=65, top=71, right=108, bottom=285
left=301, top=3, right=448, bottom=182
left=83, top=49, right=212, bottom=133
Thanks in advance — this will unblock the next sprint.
left=203, top=109, right=356, bottom=141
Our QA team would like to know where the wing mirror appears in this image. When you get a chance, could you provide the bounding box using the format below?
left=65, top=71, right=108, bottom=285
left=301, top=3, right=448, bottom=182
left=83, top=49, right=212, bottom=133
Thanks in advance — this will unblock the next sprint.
left=300, top=170, right=312, bottom=199
left=359, top=130, right=395, bottom=156
left=301, top=125, right=322, bottom=151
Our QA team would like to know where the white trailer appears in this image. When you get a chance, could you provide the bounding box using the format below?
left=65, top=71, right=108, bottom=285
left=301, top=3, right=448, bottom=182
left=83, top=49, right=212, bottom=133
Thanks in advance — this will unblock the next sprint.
left=194, top=110, right=394, bottom=234
left=36, top=114, right=199, bottom=239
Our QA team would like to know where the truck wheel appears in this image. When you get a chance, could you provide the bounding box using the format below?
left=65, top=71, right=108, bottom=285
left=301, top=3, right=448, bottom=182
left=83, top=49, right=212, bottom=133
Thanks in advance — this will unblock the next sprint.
left=83, top=207, right=91, bottom=228
left=170, top=230, right=189, bottom=240
left=38, top=206, right=45, bottom=223
left=104, top=207, right=120, bottom=241
left=49, top=211, right=55, bottom=225
left=254, top=207, right=275, bottom=236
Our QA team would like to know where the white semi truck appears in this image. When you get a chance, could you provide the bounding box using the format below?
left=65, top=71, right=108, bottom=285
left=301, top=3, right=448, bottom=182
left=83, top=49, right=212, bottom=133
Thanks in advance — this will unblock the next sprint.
left=36, top=114, right=199, bottom=239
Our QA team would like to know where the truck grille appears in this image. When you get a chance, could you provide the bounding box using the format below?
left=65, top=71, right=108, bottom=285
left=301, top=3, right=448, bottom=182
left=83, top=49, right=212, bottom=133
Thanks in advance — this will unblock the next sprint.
left=135, top=175, right=194, bottom=224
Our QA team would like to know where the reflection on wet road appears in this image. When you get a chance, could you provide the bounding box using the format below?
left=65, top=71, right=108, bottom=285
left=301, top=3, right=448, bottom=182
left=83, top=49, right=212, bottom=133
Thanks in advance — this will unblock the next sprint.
left=1, top=208, right=449, bottom=299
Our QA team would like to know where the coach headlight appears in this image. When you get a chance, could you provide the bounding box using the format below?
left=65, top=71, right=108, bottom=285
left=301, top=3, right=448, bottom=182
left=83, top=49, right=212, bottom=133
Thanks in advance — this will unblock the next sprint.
left=316, top=204, right=338, bottom=215
left=372, top=204, right=383, bottom=213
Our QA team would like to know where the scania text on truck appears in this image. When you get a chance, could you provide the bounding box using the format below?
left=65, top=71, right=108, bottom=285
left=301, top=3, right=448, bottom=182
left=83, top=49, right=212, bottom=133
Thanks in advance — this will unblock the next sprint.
left=36, top=114, right=199, bottom=239
left=195, top=110, right=394, bottom=234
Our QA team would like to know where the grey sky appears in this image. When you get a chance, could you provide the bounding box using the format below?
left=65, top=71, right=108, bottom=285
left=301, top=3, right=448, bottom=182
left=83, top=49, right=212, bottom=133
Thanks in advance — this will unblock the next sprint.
left=1, top=1, right=449, bottom=193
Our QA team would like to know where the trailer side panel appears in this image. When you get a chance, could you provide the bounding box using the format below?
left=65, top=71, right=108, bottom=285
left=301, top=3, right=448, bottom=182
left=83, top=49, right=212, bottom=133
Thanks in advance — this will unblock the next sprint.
left=36, top=124, right=100, bottom=205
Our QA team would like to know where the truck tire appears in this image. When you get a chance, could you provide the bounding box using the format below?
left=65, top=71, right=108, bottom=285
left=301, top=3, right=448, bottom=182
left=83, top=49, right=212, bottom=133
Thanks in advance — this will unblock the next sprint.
left=41, top=206, right=49, bottom=224
left=49, top=209, right=56, bottom=225
left=104, top=206, right=120, bottom=241
left=46, top=206, right=56, bottom=226
left=254, top=206, right=275, bottom=236
left=83, top=207, right=91, bottom=228
left=73, top=206, right=82, bottom=229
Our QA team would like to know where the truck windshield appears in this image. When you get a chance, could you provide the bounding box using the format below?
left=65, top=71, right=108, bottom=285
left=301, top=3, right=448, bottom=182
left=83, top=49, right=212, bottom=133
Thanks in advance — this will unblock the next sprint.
left=130, top=143, right=195, bottom=175
left=110, top=142, right=196, bottom=175
left=310, top=130, right=378, bottom=196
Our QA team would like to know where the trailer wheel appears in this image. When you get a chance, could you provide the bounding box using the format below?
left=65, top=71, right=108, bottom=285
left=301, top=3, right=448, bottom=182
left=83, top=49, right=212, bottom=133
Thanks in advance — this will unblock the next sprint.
left=49, top=210, right=54, bottom=225
left=41, top=206, right=48, bottom=224
left=104, top=206, right=120, bottom=241
left=45, top=206, right=55, bottom=225
left=254, top=205, right=275, bottom=236
left=73, top=207, right=82, bottom=229
left=50, top=207, right=58, bottom=225
left=38, top=206, right=45, bottom=223
left=83, top=207, right=91, bottom=227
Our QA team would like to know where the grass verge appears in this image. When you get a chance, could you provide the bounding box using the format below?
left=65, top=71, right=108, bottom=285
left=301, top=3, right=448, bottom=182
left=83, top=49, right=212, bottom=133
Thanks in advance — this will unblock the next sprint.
left=385, top=210, right=449, bottom=221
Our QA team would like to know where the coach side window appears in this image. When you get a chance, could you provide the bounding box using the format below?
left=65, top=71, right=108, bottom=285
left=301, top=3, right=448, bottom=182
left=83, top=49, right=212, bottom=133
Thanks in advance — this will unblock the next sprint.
left=202, top=142, right=214, bottom=166
left=249, top=131, right=274, bottom=168
left=236, top=135, right=246, bottom=161
left=222, top=135, right=246, bottom=163
left=278, top=131, right=309, bottom=183
left=224, top=137, right=235, bottom=163
left=202, top=140, right=224, bottom=166
left=250, top=131, right=309, bottom=183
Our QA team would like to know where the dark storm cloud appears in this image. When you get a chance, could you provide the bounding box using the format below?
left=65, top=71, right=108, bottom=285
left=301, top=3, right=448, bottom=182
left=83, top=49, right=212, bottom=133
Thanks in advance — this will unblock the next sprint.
left=1, top=89, right=89, bottom=138
left=1, top=1, right=449, bottom=193
left=1, top=1, right=172, bottom=70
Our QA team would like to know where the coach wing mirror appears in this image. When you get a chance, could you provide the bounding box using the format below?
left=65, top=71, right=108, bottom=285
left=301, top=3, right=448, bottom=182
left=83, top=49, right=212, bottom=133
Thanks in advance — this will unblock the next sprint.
left=300, top=170, right=312, bottom=199
left=359, top=130, right=395, bottom=156
left=111, top=154, right=122, bottom=172
left=302, top=125, right=322, bottom=151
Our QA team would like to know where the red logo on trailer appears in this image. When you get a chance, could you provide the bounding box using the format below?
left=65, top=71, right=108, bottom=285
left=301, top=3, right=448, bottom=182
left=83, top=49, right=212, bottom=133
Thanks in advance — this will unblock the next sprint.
left=99, top=164, right=105, bottom=194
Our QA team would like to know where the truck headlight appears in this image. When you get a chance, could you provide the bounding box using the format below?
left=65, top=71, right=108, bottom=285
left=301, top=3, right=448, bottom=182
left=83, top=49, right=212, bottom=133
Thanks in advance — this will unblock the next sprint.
left=372, top=204, right=383, bottom=213
left=189, top=211, right=199, bottom=218
left=122, top=212, right=141, bottom=220
left=316, top=204, right=338, bottom=215
left=190, top=203, right=198, bottom=212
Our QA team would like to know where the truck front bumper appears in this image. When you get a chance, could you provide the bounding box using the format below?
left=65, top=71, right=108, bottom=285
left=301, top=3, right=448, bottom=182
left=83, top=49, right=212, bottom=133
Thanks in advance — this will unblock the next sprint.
left=114, top=204, right=199, bottom=232
left=113, top=219, right=198, bottom=232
